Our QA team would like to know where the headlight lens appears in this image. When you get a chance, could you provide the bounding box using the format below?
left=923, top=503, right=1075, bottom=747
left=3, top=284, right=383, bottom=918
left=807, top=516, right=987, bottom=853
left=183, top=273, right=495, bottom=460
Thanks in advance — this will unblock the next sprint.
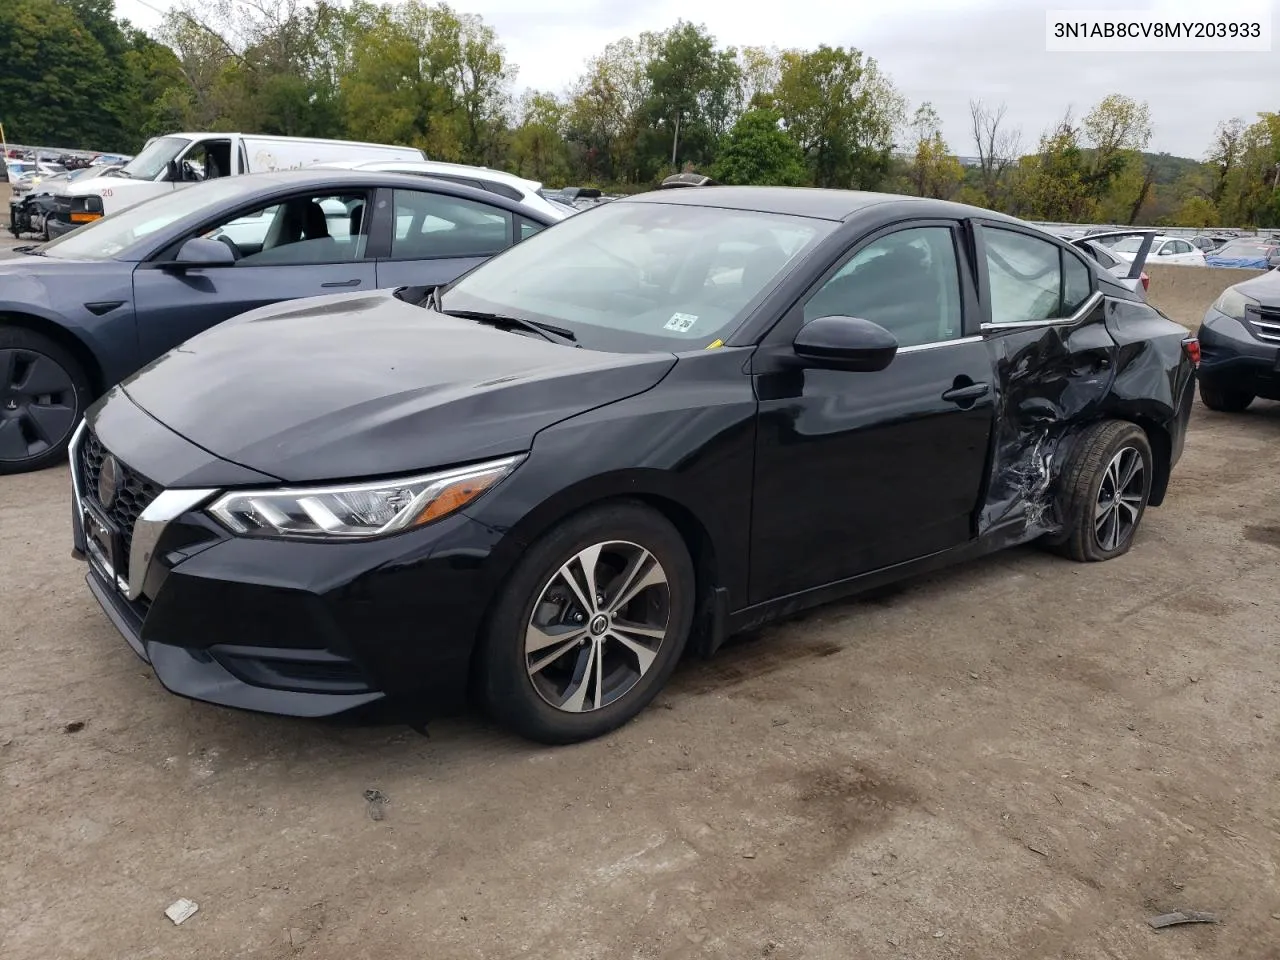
left=207, top=455, right=522, bottom=540
left=1212, top=287, right=1260, bottom=321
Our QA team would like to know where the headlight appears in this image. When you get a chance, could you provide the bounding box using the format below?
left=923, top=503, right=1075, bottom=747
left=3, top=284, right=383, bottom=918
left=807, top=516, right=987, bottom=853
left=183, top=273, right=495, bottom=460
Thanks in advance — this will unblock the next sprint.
left=207, top=455, right=522, bottom=540
left=1212, top=287, right=1260, bottom=321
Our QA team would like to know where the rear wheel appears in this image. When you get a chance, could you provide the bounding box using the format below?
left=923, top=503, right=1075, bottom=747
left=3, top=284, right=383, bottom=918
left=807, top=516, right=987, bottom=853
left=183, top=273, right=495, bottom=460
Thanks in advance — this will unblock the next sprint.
left=477, top=502, right=695, bottom=744
left=1055, top=421, right=1153, bottom=562
left=0, top=327, right=90, bottom=474
left=1198, top=381, right=1253, bottom=413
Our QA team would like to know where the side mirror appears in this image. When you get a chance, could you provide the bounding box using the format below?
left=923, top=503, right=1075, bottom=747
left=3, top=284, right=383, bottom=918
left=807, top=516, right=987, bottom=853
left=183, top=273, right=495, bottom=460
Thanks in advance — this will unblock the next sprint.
left=166, top=158, right=181, bottom=182
left=793, top=315, right=898, bottom=372
left=163, top=237, right=236, bottom=269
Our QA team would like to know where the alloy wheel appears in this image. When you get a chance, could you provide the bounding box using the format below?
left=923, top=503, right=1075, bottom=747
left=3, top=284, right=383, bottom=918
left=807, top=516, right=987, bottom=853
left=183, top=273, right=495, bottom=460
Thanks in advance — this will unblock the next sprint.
left=0, top=348, right=77, bottom=462
left=525, top=540, right=670, bottom=713
left=1094, top=446, right=1145, bottom=552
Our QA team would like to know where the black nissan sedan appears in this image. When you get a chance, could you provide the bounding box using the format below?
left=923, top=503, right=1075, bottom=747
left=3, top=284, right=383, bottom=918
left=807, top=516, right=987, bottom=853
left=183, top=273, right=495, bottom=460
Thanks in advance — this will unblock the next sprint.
left=1196, top=268, right=1280, bottom=411
left=70, top=188, right=1197, bottom=744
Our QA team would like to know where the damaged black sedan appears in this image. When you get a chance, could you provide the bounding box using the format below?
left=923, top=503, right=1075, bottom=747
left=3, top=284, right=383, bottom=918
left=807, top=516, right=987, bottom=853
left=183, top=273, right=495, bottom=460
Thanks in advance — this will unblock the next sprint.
left=70, top=188, right=1197, bottom=744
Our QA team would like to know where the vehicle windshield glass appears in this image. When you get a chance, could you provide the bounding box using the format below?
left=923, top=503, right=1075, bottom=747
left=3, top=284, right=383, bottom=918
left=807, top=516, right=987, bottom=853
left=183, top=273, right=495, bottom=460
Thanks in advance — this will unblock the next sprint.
left=442, top=200, right=833, bottom=352
left=1217, top=241, right=1269, bottom=257
left=119, top=136, right=191, bottom=180
left=1112, top=237, right=1149, bottom=253
left=40, top=178, right=254, bottom=260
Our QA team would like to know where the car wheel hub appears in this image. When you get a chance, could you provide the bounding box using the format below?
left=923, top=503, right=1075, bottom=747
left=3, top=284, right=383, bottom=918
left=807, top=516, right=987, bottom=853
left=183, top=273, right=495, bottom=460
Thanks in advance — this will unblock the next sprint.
left=0, top=348, right=76, bottom=462
left=525, top=540, right=670, bottom=714
left=1095, top=446, right=1144, bottom=552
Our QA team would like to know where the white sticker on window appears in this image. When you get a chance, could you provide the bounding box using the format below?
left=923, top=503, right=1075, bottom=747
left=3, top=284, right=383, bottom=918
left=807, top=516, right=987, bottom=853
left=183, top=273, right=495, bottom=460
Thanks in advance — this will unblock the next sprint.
left=664, top=312, right=698, bottom=332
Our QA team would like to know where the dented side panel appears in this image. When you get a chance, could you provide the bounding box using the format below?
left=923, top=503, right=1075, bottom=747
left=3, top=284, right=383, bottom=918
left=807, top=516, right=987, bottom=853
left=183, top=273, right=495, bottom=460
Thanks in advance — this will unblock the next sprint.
left=975, top=297, right=1194, bottom=546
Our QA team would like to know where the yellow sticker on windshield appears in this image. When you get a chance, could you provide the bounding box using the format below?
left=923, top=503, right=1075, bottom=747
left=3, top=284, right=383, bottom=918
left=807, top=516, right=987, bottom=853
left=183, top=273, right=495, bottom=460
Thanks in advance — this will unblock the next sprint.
left=705, top=338, right=724, bottom=350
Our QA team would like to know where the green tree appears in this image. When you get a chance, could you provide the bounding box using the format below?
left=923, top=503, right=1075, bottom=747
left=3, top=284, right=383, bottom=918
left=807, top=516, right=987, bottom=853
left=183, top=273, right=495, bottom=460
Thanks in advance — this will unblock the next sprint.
left=1011, top=114, right=1092, bottom=221
left=774, top=45, right=904, bottom=189
left=644, top=21, right=742, bottom=171
left=508, top=91, right=571, bottom=185
left=565, top=33, right=660, bottom=182
left=906, top=103, right=962, bottom=199
left=710, top=108, right=806, bottom=185
left=0, top=0, right=125, bottom=149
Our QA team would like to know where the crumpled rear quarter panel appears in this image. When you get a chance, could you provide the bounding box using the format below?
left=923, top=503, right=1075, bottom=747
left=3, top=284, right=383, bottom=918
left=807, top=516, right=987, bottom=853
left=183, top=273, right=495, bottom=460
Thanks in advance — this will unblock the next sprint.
left=978, top=298, right=1192, bottom=547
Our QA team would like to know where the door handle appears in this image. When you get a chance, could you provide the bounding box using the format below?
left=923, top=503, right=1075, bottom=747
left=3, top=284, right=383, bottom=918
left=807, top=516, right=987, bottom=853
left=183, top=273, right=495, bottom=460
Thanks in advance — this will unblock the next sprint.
left=321, top=279, right=361, bottom=288
left=942, top=382, right=990, bottom=404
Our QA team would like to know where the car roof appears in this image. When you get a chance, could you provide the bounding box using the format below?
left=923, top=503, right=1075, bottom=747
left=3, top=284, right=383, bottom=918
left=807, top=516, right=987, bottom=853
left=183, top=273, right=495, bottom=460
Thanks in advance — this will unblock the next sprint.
left=620, top=186, right=1040, bottom=228
left=186, top=169, right=554, bottom=218
left=319, top=159, right=541, bottom=191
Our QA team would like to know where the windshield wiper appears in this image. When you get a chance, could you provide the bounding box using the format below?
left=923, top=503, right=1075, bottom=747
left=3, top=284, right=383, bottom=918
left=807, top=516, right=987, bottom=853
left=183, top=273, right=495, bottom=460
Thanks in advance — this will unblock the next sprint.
left=442, top=309, right=578, bottom=346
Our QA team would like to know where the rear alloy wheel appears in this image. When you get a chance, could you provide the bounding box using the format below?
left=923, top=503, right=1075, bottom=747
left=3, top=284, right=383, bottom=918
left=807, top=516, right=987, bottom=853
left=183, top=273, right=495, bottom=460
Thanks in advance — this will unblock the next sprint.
left=1198, top=381, right=1254, bottom=413
left=1054, top=420, right=1153, bottom=562
left=479, top=503, right=695, bottom=743
left=0, top=328, right=90, bottom=474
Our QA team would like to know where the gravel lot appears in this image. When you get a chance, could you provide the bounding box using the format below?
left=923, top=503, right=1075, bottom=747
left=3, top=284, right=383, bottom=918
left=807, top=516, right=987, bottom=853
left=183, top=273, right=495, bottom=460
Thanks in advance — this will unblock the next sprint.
left=2, top=394, right=1279, bottom=959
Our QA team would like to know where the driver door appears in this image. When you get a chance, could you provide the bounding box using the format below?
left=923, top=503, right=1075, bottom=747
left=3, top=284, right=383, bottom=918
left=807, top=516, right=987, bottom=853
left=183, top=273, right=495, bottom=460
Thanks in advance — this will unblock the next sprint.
left=131, top=189, right=377, bottom=361
left=748, top=221, right=995, bottom=603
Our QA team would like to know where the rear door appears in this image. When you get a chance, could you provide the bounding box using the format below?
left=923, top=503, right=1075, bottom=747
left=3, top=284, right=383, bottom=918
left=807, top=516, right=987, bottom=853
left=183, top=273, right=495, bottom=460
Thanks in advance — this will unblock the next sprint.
left=131, top=187, right=377, bottom=360
left=974, top=222, right=1117, bottom=535
left=371, top=185, right=515, bottom=289
left=748, top=220, right=995, bottom=601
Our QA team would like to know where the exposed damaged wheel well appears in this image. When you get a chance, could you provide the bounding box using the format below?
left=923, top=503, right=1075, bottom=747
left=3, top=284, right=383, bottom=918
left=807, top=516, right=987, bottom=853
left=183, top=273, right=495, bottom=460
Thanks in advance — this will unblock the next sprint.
left=1129, top=417, right=1172, bottom=507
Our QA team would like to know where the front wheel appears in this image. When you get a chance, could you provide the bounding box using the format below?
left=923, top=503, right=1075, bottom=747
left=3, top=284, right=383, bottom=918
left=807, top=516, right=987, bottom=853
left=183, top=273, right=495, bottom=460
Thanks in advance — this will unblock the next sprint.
left=1055, top=421, right=1153, bottom=562
left=1198, top=381, right=1253, bottom=413
left=477, top=502, right=696, bottom=744
left=0, top=327, right=91, bottom=474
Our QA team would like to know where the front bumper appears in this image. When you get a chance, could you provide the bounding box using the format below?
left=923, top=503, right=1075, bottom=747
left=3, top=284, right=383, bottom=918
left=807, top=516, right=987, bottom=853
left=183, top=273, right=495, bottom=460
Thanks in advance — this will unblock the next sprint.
left=1198, top=308, right=1280, bottom=400
left=71, top=393, right=507, bottom=718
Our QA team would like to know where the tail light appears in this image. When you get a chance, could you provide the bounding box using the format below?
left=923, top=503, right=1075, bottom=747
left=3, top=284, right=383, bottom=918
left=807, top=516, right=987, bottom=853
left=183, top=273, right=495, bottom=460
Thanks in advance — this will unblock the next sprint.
left=1182, top=336, right=1201, bottom=367
left=1140, top=271, right=1150, bottom=291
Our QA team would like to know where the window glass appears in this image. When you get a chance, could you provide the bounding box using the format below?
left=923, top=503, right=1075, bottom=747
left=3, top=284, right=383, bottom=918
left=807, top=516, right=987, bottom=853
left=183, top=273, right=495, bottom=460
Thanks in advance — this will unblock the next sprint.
left=519, top=217, right=545, bottom=241
left=41, top=177, right=255, bottom=260
left=1062, top=249, right=1093, bottom=313
left=204, top=192, right=368, bottom=265
left=391, top=189, right=512, bottom=259
left=443, top=201, right=832, bottom=352
left=1174, top=240, right=1193, bottom=254
left=984, top=229, right=1062, bottom=324
left=804, top=226, right=963, bottom=347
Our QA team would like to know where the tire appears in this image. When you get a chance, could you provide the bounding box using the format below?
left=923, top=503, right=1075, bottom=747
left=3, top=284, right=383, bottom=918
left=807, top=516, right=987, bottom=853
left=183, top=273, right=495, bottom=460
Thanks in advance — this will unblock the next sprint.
left=1198, top=381, right=1253, bottom=413
left=0, top=327, right=91, bottom=474
left=477, top=501, right=696, bottom=744
left=1054, top=421, right=1153, bottom=563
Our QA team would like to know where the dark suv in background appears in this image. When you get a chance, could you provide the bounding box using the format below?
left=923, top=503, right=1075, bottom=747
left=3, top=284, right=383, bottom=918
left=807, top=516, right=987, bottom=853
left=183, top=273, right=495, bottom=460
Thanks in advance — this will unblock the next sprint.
left=1197, top=269, right=1280, bottom=411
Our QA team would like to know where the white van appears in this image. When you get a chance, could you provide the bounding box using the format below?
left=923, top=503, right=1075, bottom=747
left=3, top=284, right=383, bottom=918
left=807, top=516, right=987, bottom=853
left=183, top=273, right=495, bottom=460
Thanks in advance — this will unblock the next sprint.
left=55, top=132, right=425, bottom=223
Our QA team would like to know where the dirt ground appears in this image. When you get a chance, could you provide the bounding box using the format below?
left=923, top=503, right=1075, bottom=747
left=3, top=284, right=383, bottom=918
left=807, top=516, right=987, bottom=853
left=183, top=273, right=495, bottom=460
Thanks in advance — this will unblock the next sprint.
left=2, top=393, right=1280, bottom=960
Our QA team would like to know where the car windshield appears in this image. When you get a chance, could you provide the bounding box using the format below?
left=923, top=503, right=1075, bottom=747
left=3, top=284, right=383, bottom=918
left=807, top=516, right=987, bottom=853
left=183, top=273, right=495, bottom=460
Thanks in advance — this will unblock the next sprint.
left=441, top=200, right=833, bottom=351
left=39, top=178, right=255, bottom=260
left=1216, top=241, right=1271, bottom=257
left=118, top=136, right=190, bottom=181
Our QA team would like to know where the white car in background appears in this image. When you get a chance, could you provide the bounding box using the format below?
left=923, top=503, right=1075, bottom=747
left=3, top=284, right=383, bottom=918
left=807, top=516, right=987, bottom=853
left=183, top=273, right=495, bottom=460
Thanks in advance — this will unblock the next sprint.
left=1060, top=230, right=1153, bottom=299
left=314, top=159, right=572, bottom=221
left=1112, top=234, right=1206, bottom=266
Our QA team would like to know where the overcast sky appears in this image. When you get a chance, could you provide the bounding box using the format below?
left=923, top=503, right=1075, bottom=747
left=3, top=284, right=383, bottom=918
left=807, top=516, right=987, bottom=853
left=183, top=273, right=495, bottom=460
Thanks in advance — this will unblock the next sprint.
left=114, top=0, right=1279, bottom=159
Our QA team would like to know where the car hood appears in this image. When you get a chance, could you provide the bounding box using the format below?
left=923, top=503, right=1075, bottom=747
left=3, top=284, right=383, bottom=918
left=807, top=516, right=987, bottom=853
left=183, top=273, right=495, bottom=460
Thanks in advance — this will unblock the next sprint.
left=1233, top=268, right=1280, bottom=306
left=121, top=291, right=679, bottom=482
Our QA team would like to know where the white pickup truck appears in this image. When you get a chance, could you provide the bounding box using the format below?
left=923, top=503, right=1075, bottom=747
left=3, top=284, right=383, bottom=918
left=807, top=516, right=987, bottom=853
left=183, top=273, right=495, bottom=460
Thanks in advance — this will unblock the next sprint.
left=45, top=132, right=424, bottom=237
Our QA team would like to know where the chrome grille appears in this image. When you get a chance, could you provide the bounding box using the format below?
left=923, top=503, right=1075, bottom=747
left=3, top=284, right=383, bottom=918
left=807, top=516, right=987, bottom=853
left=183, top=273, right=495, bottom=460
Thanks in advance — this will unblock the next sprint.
left=1252, top=308, right=1280, bottom=344
left=78, top=430, right=163, bottom=575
